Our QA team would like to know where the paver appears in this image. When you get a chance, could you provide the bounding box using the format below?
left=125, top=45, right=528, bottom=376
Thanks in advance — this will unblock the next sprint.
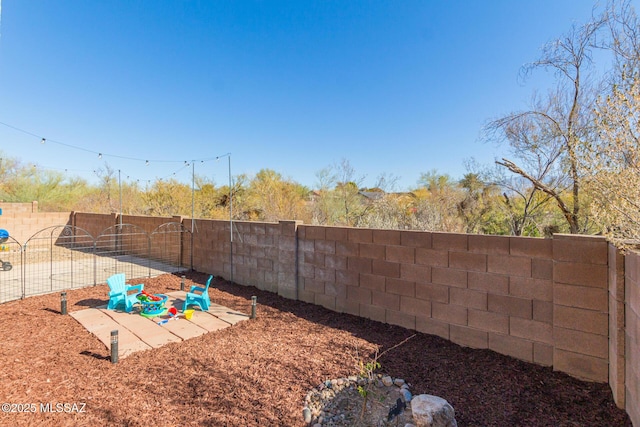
left=186, top=311, right=232, bottom=332
left=102, top=308, right=182, bottom=348
left=160, top=316, right=209, bottom=339
left=207, top=303, right=250, bottom=325
left=70, top=292, right=249, bottom=359
left=70, top=309, right=152, bottom=357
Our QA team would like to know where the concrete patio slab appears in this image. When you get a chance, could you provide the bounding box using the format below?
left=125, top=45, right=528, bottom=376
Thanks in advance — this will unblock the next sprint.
left=166, top=291, right=249, bottom=326
left=101, top=306, right=183, bottom=348
left=186, top=312, right=232, bottom=332
left=70, top=309, right=152, bottom=357
left=70, top=290, right=249, bottom=360
left=207, top=302, right=251, bottom=325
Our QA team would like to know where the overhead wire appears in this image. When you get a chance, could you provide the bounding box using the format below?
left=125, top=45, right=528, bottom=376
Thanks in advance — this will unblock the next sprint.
left=0, top=120, right=219, bottom=164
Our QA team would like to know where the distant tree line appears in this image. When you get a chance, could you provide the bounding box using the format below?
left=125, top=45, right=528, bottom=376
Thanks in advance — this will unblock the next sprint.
left=0, top=154, right=590, bottom=237
left=2, top=1, right=640, bottom=242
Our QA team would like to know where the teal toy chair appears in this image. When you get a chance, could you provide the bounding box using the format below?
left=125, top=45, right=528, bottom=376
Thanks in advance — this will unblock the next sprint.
left=107, top=273, right=144, bottom=312
left=184, top=275, right=213, bottom=312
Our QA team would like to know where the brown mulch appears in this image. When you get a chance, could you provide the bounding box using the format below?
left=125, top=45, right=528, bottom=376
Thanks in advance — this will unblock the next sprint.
left=0, top=272, right=631, bottom=427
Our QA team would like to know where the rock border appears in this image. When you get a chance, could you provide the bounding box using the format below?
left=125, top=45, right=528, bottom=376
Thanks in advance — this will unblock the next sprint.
left=303, top=375, right=413, bottom=426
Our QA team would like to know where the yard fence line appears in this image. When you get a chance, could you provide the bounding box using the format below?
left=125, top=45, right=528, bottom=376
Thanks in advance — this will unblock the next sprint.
left=0, top=210, right=189, bottom=302
left=0, top=204, right=637, bottom=425
left=187, top=219, right=638, bottom=426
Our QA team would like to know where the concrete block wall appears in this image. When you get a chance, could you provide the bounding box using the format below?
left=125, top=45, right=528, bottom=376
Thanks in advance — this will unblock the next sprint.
left=131, top=215, right=185, bottom=264
left=0, top=201, right=38, bottom=214
left=190, top=218, right=228, bottom=276
left=0, top=203, right=71, bottom=243
left=609, top=244, right=626, bottom=410
left=625, top=252, right=640, bottom=426
left=190, top=219, right=300, bottom=299
left=120, top=214, right=178, bottom=258
left=120, top=214, right=175, bottom=234
left=298, top=227, right=559, bottom=367
left=73, top=212, right=118, bottom=240
left=552, top=234, right=610, bottom=382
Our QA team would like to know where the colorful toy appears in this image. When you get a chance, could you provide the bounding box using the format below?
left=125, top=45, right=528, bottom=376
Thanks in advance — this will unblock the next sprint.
left=157, top=307, right=179, bottom=325
left=0, top=228, right=12, bottom=271
left=137, top=292, right=168, bottom=317
left=183, top=309, right=195, bottom=320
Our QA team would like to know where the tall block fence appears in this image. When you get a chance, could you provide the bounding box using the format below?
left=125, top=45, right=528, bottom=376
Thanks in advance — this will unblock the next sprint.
left=189, top=220, right=637, bottom=426
left=0, top=205, right=637, bottom=425
left=0, top=202, right=72, bottom=243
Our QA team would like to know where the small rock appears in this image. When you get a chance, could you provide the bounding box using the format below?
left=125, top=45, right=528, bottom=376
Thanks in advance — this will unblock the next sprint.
left=303, top=407, right=312, bottom=424
left=382, top=375, right=394, bottom=387
left=312, top=424, right=321, bottom=427
left=401, top=388, right=413, bottom=402
left=394, top=378, right=406, bottom=387
left=337, top=378, right=344, bottom=386
left=411, top=394, right=457, bottom=427
left=405, top=424, right=417, bottom=427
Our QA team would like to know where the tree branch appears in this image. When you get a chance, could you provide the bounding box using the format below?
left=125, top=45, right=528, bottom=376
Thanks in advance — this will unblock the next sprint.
left=496, top=158, right=574, bottom=227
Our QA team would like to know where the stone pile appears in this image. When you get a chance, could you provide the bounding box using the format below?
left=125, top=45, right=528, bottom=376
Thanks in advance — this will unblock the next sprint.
left=303, top=376, right=457, bottom=427
left=303, top=375, right=412, bottom=426
left=302, top=375, right=457, bottom=427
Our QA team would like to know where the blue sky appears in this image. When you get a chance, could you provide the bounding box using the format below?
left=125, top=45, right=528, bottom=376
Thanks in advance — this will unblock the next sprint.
left=0, top=0, right=613, bottom=190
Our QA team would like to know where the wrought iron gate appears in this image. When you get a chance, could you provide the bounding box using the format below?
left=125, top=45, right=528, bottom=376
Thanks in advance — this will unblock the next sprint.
left=0, top=222, right=190, bottom=303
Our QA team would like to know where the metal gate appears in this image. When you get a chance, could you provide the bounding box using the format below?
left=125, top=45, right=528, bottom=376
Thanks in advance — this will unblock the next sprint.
left=23, top=225, right=96, bottom=298
left=150, top=222, right=190, bottom=272
left=95, top=224, right=151, bottom=281
left=0, top=222, right=190, bottom=304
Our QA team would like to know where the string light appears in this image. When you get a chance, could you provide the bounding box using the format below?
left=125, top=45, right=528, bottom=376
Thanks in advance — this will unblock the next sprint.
left=0, top=120, right=230, bottom=188
left=0, top=120, right=219, bottom=164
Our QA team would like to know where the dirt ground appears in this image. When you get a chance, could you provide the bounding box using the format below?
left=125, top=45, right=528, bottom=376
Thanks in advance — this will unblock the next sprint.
left=0, top=272, right=632, bottom=426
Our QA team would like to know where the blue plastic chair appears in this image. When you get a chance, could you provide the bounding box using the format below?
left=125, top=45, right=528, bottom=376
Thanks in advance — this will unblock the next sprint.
left=106, top=273, right=144, bottom=312
left=184, top=275, right=213, bottom=312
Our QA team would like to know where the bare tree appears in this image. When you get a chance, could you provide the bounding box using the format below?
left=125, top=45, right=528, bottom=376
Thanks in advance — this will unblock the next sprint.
left=486, top=16, right=606, bottom=233
left=311, top=159, right=367, bottom=226
left=584, top=1, right=640, bottom=243
left=93, top=164, right=119, bottom=213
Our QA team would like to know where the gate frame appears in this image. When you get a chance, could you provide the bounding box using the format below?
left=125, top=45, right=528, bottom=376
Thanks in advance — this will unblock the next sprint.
left=0, top=222, right=190, bottom=304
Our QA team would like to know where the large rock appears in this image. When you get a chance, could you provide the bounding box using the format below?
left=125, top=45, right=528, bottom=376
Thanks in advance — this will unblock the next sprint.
left=411, top=394, right=457, bottom=427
